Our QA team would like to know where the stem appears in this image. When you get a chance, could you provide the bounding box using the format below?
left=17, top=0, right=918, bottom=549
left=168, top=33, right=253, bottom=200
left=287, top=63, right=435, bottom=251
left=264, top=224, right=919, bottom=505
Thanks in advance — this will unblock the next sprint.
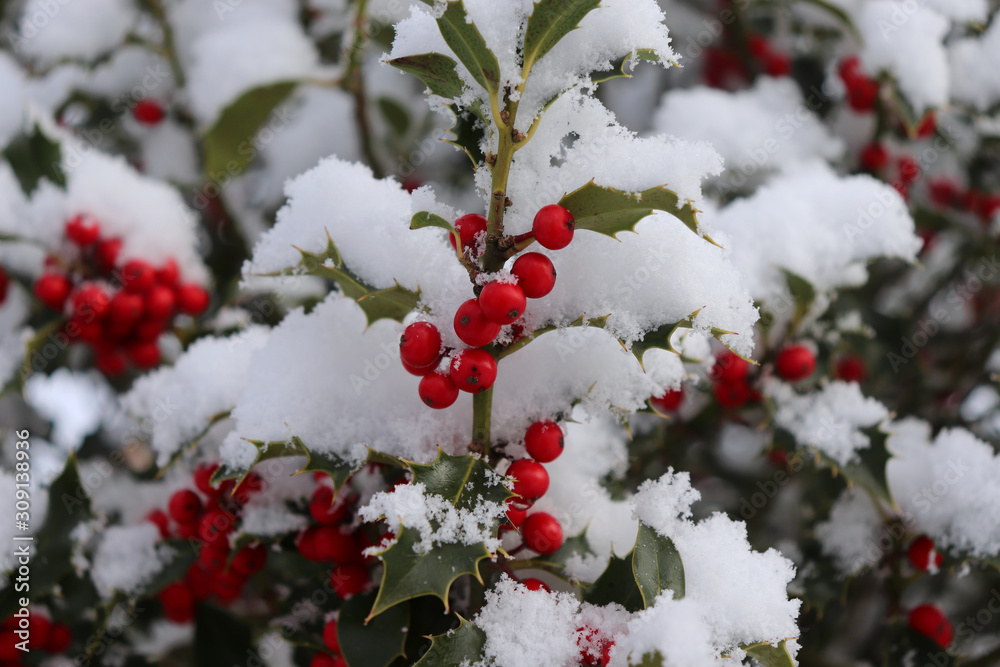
left=145, top=0, right=185, bottom=88
left=472, top=387, right=493, bottom=454
left=343, top=0, right=384, bottom=178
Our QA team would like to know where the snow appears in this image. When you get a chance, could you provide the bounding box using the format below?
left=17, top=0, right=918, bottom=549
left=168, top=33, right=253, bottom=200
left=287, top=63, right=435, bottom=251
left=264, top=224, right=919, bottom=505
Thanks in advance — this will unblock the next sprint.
left=91, top=524, right=176, bottom=599
left=24, top=370, right=112, bottom=450
left=960, top=385, right=999, bottom=423
left=815, top=490, right=884, bottom=575
left=615, top=595, right=717, bottom=667
left=886, top=421, right=1000, bottom=558
left=359, top=480, right=507, bottom=555
left=239, top=503, right=309, bottom=538
left=767, top=380, right=890, bottom=466
left=949, top=18, right=1000, bottom=112
left=14, top=0, right=137, bottom=65
left=651, top=78, right=844, bottom=183
left=0, top=53, right=25, bottom=150
left=123, top=328, right=271, bottom=466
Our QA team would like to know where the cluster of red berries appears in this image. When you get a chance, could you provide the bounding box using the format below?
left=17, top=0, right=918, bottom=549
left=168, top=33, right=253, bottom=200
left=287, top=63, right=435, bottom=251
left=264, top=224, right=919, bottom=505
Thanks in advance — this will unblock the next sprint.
left=838, top=56, right=880, bottom=113
left=747, top=34, right=792, bottom=77
left=32, top=215, right=210, bottom=376
left=577, top=624, right=615, bottom=667
left=400, top=205, right=572, bottom=409
left=145, top=464, right=265, bottom=622
left=710, top=345, right=816, bottom=409
left=0, top=612, right=72, bottom=664
left=926, top=177, right=1000, bottom=226
left=502, top=421, right=566, bottom=556
left=858, top=145, right=927, bottom=201
left=311, top=618, right=348, bottom=667
left=704, top=34, right=791, bottom=89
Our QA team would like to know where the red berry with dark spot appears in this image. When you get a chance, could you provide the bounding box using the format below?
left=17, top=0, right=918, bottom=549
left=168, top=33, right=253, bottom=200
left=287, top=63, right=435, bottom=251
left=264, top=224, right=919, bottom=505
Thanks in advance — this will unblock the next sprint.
left=479, top=282, right=526, bottom=325
left=775, top=344, right=816, bottom=382
left=507, top=459, right=549, bottom=503
left=315, top=527, right=361, bottom=564
left=45, top=623, right=72, bottom=653
left=94, top=238, right=123, bottom=272
left=309, top=486, right=350, bottom=525
left=400, top=321, right=442, bottom=370
left=132, top=99, right=166, bottom=126
left=199, top=508, right=236, bottom=546
left=168, top=489, right=202, bottom=525
left=212, top=569, right=247, bottom=603
left=330, top=563, right=369, bottom=598
left=34, top=272, right=72, bottom=311
left=715, top=381, right=751, bottom=409
left=450, top=213, right=488, bottom=255
left=186, top=564, right=213, bottom=600
left=232, top=543, right=268, bottom=576
left=127, top=340, right=161, bottom=369
left=95, top=346, right=128, bottom=376
left=449, top=348, right=498, bottom=394
left=233, top=472, right=264, bottom=504
left=908, top=535, right=943, bottom=572
left=135, top=318, right=168, bottom=342
left=121, top=260, right=156, bottom=293
left=651, top=387, right=684, bottom=413
left=860, top=143, right=889, bottom=172
left=322, top=619, right=340, bottom=653
left=711, top=350, right=749, bottom=383
left=145, top=284, right=176, bottom=320
left=199, top=543, right=229, bottom=572
left=419, top=372, right=459, bottom=409
left=835, top=354, right=867, bottom=383
left=532, top=205, right=575, bottom=250
left=521, top=512, right=563, bottom=555
left=522, top=578, right=550, bottom=592
left=453, top=299, right=501, bottom=347
left=194, top=463, right=221, bottom=496
left=72, top=284, right=111, bottom=320
left=524, top=421, right=564, bottom=463
left=898, top=155, right=921, bottom=185
left=511, top=252, right=557, bottom=298
left=159, top=582, right=195, bottom=623
left=177, top=283, right=210, bottom=315
left=908, top=604, right=952, bottom=648
left=65, top=215, right=100, bottom=245
left=297, top=527, right=323, bottom=561
left=108, top=291, right=144, bottom=329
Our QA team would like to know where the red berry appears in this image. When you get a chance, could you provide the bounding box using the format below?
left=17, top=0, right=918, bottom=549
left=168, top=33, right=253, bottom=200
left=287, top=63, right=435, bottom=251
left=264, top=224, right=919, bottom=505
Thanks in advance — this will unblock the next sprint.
left=898, top=155, right=921, bottom=185
left=835, top=354, right=867, bottom=383
left=977, top=193, right=1000, bottom=225
left=314, top=527, right=361, bottom=564
left=747, top=34, right=770, bottom=58
left=29, top=614, right=51, bottom=649
left=651, top=387, right=684, bottom=413
left=521, top=578, right=550, bottom=592
left=121, top=260, right=156, bottom=293
left=763, top=51, right=791, bottom=77
left=72, top=284, right=111, bottom=321
left=146, top=509, right=171, bottom=539
left=45, top=622, right=72, bottom=653
left=108, top=291, right=144, bottom=329
left=859, top=143, right=889, bottom=172
left=399, top=321, right=443, bottom=370
left=838, top=56, right=863, bottom=83
left=33, top=272, right=72, bottom=311
left=845, top=75, right=879, bottom=112
left=232, top=543, right=268, bottom=576
left=322, top=619, right=340, bottom=653
left=714, top=381, right=751, bottom=409
left=908, top=604, right=952, bottom=648
left=507, top=459, right=549, bottom=503
left=199, top=508, right=236, bottom=546
left=711, top=350, right=749, bottom=383
left=511, top=252, right=557, bottom=298
left=233, top=472, right=264, bottom=504
left=159, top=582, right=195, bottom=623
left=532, top=205, right=575, bottom=250
left=521, top=512, right=563, bottom=555
left=311, top=653, right=337, bottom=667
left=211, top=569, right=247, bottom=603
left=134, top=318, right=167, bottom=342
left=330, top=563, right=369, bottom=598
left=194, top=463, right=221, bottom=496
left=145, top=284, right=176, bottom=320
left=908, top=535, right=943, bottom=572
left=449, top=348, right=498, bottom=393
left=450, top=213, right=488, bottom=255
left=199, top=543, right=230, bottom=572
left=453, top=299, right=501, bottom=347
left=186, top=564, right=213, bottom=600
left=0, top=629, right=18, bottom=661
left=309, top=486, right=350, bottom=525
left=168, top=489, right=202, bottom=525
left=419, top=372, right=459, bottom=409
left=177, top=283, right=210, bottom=315
left=524, top=421, right=564, bottom=463
left=132, top=98, right=166, bottom=125
left=127, top=340, right=161, bottom=369
left=916, top=113, right=936, bottom=138
left=94, top=238, right=122, bottom=273
left=95, top=346, right=128, bottom=376
left=928, top=178, right=960, bottom=209
left=297, top=527, right=323, bottom=562
left=479, top=282, right=526, bottom=325
left=157, top=258, right=180, bottom=286
left=775, top=344, right=816, bottom=382
left=0, top=267, right=8, bottom=306
left=506, top=503, right=527, bottom=527
left=65, top=215, right=100, bottom=245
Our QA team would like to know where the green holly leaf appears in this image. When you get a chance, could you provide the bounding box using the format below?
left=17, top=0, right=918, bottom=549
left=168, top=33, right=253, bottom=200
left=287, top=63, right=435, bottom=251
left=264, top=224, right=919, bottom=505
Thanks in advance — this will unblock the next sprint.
left=623, top=314, right=697, bottom=370
left=194, top=605, right=254, bottom=667
left=292, top=233, right=421, bottom=326
left=583, top=553, right=644, bottom=612
left=338, top=590, right=409, bottom=667
left=444, top=105, right=488, bottom=166
left=211, top=436, right=362, bottom=495
left=378, top=97, right=412, bottom=137
left=367, top=449, right=512, bottom=619
left=411, top=211, right=462, bottom=255
left=202, top=81, right=297, bottom=178
left=780, top=269, right=816, bottom=328
left=592, top=49, right=662, bottom=85
left=434, top=1, right=501, bottom=96
left=744, top=639, right=798, bottom=667
left=142, top=540, right=198, bottom=597
left=3, top=123, right=66, bottom=195
left=632, top=522, right=685, bottom=607
left=633, top=651, right=666, bottom=667
left=521, top=0, right=601, bottom=76
left=559, top=181, right=720, bottom=247
left=413, top=615, right=486, bottom=666
left=814, top=426, right=892, bottom=504
left=388, top=53, right=466, bottom=99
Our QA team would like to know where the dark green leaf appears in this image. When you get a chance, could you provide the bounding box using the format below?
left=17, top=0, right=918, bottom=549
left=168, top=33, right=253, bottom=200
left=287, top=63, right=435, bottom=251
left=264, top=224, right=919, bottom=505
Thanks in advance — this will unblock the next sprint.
left=388, top=53, right=466, bottom=99
left=593, top=49, right=661, bottom=85
left=797, top=0, right=859, bottom=38
left=583, top=553, right=644, bottom=612
left=357, top=282, right=423, bottom=325
left=443, top=105, right=487, bottom=166
left=3, top=124, right=66, bottom=195
left=839, top=426, right=892, bottom=503
left=338, top=590, right=409, bottom=667
left=194, top=605, right=254, bottom=667
left=211, top=436, right=361, bottom=495
left=143, top=540, right=198, bottom=597
left=368, top=449, right=512, bottom=619
left=559, top=181, right=719, bottom=247
left=413, top=615, right=486, bottom=666
left=624, top=316, right=695, bottom=370
left=780, top=269, right=817, bottom=327
left=632, top=522, right=684, bottom=607
left=378, top=97, right=412, bottom=137
left=745, top=639, right=797, bottom=667
left=202, top=81, right=297, bottom=178
left=633, top=651, right=665, bottom=667
left=435, top=2, right=501, bottom=96
left=522, top=0, right=601, bottom=74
